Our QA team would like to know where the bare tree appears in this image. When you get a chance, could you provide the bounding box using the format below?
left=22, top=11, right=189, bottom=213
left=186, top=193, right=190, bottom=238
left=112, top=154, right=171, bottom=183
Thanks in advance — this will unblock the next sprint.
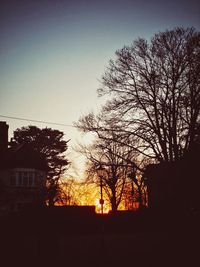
left=77, top=130, right=145, bottom=212
left=56, top=178, right=78, bottom=206
left=76, top=27, right=200, bottom=210
left=98, top=27, right=200, bottom=162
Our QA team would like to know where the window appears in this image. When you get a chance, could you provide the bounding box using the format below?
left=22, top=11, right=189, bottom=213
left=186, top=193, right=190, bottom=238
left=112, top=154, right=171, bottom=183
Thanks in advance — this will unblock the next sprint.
left=18, top=172, right=23, bottom=186
left=28, top=172, right=33, bottom=187
left=10, top=170, right=44, bottom=187
left=22, top=172, right=28, bottom=186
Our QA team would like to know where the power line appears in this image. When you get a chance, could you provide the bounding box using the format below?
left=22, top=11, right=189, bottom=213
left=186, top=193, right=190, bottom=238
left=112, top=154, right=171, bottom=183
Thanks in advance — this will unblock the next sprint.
left=0, top=115, right=76, bottom=128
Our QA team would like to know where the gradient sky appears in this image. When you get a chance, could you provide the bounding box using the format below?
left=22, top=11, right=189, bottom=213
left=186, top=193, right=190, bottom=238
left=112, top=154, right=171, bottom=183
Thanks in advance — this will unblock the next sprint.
left=0, top=0, right=199, bottom=177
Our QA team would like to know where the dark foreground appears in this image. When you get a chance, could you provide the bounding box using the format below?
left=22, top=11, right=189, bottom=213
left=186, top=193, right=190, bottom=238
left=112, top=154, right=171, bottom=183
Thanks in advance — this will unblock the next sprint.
left=1, top=208, right=200, bottom=267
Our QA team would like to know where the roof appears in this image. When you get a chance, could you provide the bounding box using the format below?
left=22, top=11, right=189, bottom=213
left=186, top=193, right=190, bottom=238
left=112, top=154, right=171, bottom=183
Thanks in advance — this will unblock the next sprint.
left=0, top=143, right=48, bottom=171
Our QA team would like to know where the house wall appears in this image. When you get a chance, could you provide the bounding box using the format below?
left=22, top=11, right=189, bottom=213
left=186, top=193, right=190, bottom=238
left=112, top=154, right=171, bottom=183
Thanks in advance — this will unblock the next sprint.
left=0, top=168, right=46, bottom=187
left=0, top=168, right=46, bottom=213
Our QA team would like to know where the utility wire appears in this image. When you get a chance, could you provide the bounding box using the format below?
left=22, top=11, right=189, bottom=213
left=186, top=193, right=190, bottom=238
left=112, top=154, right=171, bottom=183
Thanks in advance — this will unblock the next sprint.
left=0, top=115, right=75, bottom=128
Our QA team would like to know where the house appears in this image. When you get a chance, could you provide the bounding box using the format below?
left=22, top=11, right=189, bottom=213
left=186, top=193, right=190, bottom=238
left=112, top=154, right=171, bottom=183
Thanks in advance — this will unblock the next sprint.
left=144, top=145, right=200, bottom=213
left=0, top=121, right=47, bottom=214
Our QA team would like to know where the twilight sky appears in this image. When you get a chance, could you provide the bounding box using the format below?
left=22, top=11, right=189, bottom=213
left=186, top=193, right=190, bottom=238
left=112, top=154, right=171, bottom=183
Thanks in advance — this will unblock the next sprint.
left=0, top=0, right=199, bottom=177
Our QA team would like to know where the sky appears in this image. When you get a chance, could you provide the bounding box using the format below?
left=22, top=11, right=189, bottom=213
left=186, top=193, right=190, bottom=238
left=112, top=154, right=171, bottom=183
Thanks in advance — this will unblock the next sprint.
left=0, top=0, right=199, bottom=177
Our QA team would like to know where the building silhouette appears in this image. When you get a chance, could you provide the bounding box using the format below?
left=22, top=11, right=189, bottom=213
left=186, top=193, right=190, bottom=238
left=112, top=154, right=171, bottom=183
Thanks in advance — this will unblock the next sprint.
left=145, top=145, right=200, bottom=213
left=0, top=122, right=47, bottom=214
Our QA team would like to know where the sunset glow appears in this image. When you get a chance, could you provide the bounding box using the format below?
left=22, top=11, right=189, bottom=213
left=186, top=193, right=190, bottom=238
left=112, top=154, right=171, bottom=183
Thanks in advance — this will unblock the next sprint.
left=0, top=0, right=199, bottom=177
left=1, top=2, right=199, bottom=266
left=95, top=198, right=110, bottom=214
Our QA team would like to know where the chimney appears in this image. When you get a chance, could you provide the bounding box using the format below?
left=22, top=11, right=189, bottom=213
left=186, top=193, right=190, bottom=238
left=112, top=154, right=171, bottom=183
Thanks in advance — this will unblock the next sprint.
left=0, top=121, right=9, bottom=152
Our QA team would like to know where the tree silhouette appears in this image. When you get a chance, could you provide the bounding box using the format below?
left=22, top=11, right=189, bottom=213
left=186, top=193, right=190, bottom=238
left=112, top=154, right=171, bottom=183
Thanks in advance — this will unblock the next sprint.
left=79, top=27, right=200, bottom=164
left=11, top=126, right=69, bottom=206
left=77, top=27, right=200, bottom=210
left=77, top=129, right=146, bottom=212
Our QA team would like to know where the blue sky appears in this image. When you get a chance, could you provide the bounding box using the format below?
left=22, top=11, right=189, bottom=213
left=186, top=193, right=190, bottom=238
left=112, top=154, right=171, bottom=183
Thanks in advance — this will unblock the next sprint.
left=0, top=0, right=199, bottom=177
